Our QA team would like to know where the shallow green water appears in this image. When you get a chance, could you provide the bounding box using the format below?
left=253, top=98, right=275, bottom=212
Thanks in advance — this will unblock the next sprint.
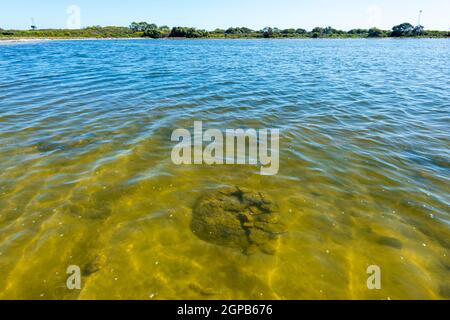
left=0, top=39, right=449, bottom=299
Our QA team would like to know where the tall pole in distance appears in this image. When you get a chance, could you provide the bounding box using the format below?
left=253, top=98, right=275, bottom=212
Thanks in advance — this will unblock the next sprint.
left=30, top=17, right=37, bottom=30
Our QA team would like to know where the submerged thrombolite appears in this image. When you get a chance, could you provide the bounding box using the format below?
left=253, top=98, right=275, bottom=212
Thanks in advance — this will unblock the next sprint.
left=191, top=187, right=286, bottom=254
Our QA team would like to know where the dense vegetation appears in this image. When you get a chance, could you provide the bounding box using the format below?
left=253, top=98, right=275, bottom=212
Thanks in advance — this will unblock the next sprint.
left=1, top=22, right=448, bottom=39
left=0, top=26, right=137, bottom=38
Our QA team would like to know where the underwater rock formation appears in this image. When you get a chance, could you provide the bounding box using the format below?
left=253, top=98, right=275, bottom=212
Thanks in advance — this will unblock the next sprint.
left=191, top=187, right=285, bottom=255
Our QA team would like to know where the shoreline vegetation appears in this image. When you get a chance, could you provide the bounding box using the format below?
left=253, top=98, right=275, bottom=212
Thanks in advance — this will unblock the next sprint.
left=0, top=22, right=449, bottom=40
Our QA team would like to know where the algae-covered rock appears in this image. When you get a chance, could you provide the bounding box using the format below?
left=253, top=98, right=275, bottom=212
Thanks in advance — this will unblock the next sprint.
left=191, top=187, right=285, bottom=254
left=34, top=136, right=97, bottom=153
left=189, top=283, right=217, bottom=296
left=82, top=254, right=106, bottom=276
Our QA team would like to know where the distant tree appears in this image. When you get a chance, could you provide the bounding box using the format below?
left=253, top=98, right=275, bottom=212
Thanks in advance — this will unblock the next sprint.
left=281, top=28, right=296, bottom=35
left=311, top=27, right=324, bottom=35
left=368, top=28, right=384, bottom=38
left=130, top=22, right=157, bottom=32
left=169, top=26, right=208, bottom=38
left=323, top=26, right=335, bottom=34
left=295, top=28, right=307, bottom=35
left=225, top=27, right=240, bottom=34
left=241, top=27, right=254, bottom=33
left=391, top=23, right=414, bottom=37
left=130, top=22, right=142, bottom=32
left=225, top=27, right=254, bottom=35
left=143, top=28, right=162, bottom=39
left=413, top=25, right=425, bottom=36
left=323, top=26, right=345, bottom=35
left=169, top=26, right=183, bottom=37
left=262, top=27, right=274, bottom=38
left=348, top=29, right=368, bottom=35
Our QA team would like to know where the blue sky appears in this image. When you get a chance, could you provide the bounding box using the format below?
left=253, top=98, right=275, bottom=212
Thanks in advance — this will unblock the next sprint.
left=1, top=0, right=449, bottom=30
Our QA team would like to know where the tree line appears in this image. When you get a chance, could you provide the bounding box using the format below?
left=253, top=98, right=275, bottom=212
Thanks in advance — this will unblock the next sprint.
left=1, top=22, right=448, bottom=39
left=129, top=22, right=448, bottom=39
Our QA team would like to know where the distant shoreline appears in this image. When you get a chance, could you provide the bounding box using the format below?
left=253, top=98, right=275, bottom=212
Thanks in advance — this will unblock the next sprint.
left=1, top=36, right=449, bottom=43
left=0, top=37, right=144, bottom=43
left=2, top=23, right=448, bottom=40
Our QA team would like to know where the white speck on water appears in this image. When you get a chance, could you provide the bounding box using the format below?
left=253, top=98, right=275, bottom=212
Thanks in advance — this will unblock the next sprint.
left=114, top=277, right=118, bottom=281
left=149, top=293, right=155, bottom=299
left=422, top=243, right=427, bottom=247
left=60, top=234, right=64, bottom=237
left=155, top=261, right=159, bottom=265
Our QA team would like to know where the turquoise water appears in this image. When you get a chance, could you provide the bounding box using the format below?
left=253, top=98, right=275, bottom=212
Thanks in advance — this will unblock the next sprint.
left=0, top=39, right=449, bottom=299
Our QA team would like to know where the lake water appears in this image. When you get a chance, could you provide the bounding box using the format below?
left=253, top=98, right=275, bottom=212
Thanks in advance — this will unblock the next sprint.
left=0, top=39, right=449, bottom=300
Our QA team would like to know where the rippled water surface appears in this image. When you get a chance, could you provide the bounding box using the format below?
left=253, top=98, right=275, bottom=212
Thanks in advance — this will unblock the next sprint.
left=0, top=39, right=449, bottom=300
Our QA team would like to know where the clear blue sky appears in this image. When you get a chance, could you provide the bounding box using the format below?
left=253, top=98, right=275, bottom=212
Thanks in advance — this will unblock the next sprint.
left=1, top=0, right=449, bottom=30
